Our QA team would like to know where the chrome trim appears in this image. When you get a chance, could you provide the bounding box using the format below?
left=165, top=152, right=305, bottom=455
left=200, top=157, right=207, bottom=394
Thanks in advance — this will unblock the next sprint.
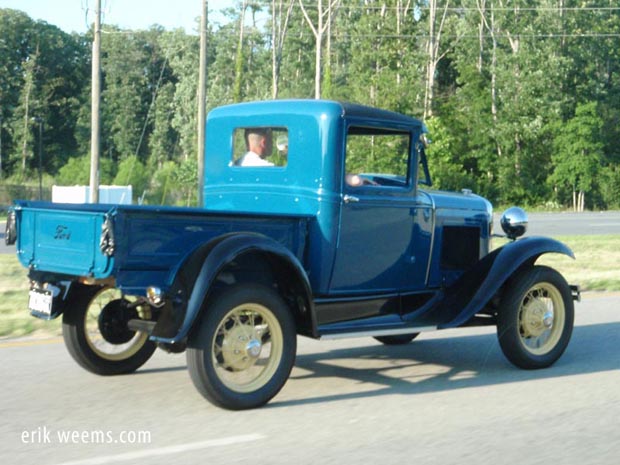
left=343, top=194, right=359, bottom=204
left=320, top=325, right=437, bottom=340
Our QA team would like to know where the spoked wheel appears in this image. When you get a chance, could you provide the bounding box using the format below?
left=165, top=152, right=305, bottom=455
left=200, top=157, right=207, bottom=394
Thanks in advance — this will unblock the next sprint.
left=374, top=333, right=420, bottom=345
left=187, top=284, right=296, bottom=410
left=497, top=266, right=574, bottom=369
left=62, top=285, right=156, bottom=375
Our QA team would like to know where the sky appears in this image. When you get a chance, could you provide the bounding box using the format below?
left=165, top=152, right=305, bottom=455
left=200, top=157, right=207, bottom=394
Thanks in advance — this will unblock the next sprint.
left=1, top=0, right=233, bottom=34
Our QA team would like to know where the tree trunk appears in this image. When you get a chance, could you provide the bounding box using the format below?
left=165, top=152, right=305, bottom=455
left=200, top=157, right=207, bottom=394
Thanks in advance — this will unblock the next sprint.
left=271, top=0, right=294, bottom=99
left=315, top=26, right=322, bottom=99
left=578, top=190, right=585, bottom=212
left=233, top=1, right=248, bottom=103
left=20, top=48, right=39, bottom=175
left=572, top=188, right=577, bottom=212
left=424, top=0, right=450, bottom=119
left=299, top=0, right=341, bottom=100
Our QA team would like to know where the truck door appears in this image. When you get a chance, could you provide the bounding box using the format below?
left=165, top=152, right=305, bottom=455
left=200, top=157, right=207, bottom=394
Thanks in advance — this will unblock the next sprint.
left=330, top=125, right=428, bottom=294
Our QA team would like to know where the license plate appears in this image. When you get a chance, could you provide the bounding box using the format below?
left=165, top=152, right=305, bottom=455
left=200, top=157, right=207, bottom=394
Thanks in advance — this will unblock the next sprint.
left=29, top=288, right=53, bottom=316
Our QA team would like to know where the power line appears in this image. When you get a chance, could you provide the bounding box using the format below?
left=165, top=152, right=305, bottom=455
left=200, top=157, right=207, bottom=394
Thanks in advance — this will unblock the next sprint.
left=204, top=29, right=620, bottom=39
left=329, top=32, right=620, bottom=39
left=300, top=5, right=620, bottom=12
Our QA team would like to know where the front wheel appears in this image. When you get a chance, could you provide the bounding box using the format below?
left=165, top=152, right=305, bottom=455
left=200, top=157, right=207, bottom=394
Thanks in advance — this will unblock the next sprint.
left=62, top=285, right=157, bottom=375
left=497, top=266, right=574, bottom=369
left=187, top=284, right=296, bottom=410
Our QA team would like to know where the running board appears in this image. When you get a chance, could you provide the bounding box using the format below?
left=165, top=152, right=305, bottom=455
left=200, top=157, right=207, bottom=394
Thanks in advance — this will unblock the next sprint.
left=319, top=325, right=437, bottom=340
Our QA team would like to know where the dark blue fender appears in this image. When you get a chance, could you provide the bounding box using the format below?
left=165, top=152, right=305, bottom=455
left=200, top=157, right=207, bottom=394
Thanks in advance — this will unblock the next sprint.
left=437, top=236, right=575, bottom=329
left=151, top=233, right=314, bottom=344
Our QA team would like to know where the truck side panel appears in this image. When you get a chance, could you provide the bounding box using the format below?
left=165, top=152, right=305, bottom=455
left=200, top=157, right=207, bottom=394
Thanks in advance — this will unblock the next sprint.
left=112, top=210, right=309, bottom=294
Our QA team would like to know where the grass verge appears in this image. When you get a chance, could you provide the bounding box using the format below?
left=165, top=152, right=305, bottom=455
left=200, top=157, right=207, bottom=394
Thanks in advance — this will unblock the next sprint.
left=1, top=235, right=618, bottom=338
left=0, top=255, right=61, bottom=338
left=493, top=235, right=620, bottom=292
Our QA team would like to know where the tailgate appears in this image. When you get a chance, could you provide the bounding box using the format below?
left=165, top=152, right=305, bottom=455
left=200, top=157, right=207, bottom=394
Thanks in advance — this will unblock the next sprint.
left=15, top=203, right=114, bottom=278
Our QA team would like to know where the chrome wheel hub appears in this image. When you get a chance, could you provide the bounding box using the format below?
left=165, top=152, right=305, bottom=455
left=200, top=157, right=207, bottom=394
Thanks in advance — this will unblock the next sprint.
left=221, top=325, right=263, bottom=371
left=246, top=339, right=262, bottom=358
left=521, top=299, right=551, bottom=338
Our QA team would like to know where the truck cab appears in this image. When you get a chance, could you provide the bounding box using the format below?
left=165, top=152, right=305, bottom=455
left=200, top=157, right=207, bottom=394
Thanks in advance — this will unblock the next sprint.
left=203, top=100, right=491, bottom=295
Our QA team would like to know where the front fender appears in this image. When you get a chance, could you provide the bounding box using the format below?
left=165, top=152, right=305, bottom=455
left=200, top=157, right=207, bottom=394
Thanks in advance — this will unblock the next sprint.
left=151, top=233, right=312, bottom=344
left=438, top=236, right=574, bottom=329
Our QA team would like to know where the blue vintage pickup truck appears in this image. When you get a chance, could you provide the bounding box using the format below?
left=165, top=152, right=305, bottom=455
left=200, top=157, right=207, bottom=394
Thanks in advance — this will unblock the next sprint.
left=6, top=100, right=579, bottom=410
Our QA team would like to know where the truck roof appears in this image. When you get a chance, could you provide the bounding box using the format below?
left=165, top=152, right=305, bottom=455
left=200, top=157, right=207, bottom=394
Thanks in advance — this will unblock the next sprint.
left=208, top=99, right=422, bottom=128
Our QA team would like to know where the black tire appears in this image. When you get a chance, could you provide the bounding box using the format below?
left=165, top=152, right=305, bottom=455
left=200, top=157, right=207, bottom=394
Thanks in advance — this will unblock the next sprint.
left=497, top=265, right=574, bottom=369
left=374, top=333, right=420, bottom=345
left=187, top=284, right=296, bottom=410
left=62, top=285, right=157, bottom=375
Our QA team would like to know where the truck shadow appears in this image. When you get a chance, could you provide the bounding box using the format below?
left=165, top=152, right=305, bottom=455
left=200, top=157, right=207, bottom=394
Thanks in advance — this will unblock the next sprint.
left=269, top=321, right=620, bottom=409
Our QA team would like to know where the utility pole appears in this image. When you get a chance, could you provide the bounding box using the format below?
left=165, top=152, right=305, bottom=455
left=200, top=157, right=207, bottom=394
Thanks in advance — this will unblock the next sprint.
left=197, top=0, right=208, bottom=207
left=89, top=0, right=102, bottom=203
left=33, top=117, right=43, bottom=200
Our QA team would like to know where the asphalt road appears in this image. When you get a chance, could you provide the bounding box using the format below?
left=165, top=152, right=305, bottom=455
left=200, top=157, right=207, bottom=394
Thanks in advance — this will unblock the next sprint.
left=1, top=211, right=620, bottom=255
left=1, top=293, right=619, bottom=465
left=492, top=210, right=620, bottom=237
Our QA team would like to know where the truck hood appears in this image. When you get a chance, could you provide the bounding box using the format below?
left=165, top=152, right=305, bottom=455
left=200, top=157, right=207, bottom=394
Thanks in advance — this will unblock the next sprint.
left=421, top=189, right=493, bottom=215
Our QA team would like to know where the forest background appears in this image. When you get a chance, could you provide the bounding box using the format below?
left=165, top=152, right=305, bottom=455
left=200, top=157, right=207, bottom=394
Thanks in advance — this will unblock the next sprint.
left=1, top=1, right=619, bottom=210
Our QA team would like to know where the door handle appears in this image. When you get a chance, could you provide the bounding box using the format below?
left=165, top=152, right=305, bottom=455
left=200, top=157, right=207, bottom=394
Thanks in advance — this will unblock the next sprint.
left=343, top=195, right=360, bottom=204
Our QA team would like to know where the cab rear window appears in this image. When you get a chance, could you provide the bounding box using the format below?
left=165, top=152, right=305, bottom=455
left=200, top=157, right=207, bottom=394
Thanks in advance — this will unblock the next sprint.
left=231, top=127, right=288, bottom=167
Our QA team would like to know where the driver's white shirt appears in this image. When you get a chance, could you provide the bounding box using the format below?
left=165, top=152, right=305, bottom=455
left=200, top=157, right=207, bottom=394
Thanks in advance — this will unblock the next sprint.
left=239, top=151, right=274, bottom=167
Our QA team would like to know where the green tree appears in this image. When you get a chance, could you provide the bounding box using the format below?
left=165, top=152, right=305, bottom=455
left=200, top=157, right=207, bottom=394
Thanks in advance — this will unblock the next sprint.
left=0, top=10, right=88, bottom=178
left=549, top=102, right=603, bottom=212
left=173, top=157, right=198, bottom=206
left=425, top=116, right=474, bottom=192
left=113, top=156, right=149, bottom=200
left=99, top=28, right=151, bottom=161
left=339, top=0, right=425, bottom=114
left=56, top=155, right=114, bottom=186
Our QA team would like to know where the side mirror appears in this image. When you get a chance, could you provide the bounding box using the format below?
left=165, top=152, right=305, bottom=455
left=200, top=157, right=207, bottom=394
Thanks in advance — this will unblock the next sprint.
left=500, top=207, right=528, bottom=240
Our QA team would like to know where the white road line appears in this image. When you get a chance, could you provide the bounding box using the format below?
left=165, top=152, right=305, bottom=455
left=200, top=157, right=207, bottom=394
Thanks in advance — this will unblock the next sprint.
left=50, top=434, right=265, bottom=465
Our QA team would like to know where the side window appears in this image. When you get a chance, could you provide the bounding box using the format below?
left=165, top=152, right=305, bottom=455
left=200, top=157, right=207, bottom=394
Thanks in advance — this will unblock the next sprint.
left=231, top=127, right=288, bottom=167
left=345, top=127, right=410, bottom=188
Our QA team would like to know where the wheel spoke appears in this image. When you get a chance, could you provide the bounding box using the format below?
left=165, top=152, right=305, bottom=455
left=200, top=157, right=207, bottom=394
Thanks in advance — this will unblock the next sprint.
left=211, top=302, right=284, bottom=394
left=80, top=288, right=151, bottom=362
left=517, top=282, right=565, bottom=355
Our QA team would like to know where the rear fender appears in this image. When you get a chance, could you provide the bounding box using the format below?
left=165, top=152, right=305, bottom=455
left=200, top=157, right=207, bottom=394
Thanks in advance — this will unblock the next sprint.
left=151, top=233, right=313, bottom=344
left=437, top=236, right=575, bottom=329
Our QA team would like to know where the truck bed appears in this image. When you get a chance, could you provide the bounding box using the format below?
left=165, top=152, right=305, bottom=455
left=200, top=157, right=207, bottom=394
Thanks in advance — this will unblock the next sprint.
left=14, top=201, right=309, bottom=293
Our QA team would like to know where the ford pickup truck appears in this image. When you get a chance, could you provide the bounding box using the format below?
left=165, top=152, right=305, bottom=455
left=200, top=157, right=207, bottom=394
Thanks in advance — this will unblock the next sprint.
left=6, top=100, right=580, bottom=410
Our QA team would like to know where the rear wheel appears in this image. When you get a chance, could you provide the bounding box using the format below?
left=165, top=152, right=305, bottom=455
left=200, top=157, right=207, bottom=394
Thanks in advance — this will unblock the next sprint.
left=497, top=266, right=574, bottom=369
left=62, top=285, right=156, bottom=375
left=187, top=284, right=296, bottom=410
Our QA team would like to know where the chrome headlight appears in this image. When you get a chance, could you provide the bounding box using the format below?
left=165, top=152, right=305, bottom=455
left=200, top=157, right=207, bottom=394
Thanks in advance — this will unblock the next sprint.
left=500, top=207, right=528, bottom=240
